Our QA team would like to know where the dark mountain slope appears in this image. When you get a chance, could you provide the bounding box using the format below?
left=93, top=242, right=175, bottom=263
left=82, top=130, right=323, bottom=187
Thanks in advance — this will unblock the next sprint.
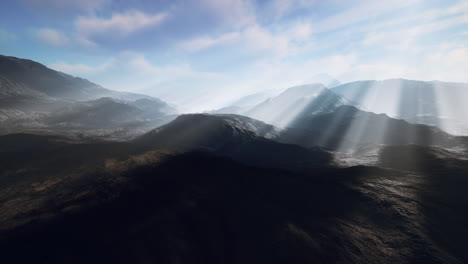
left=0, top=113, right=329, bottom=190
left=0, top=133, right=131, bottom=190
left=0, top=55, right=176, bottom=136
left=279, top=105, right=455, bottom=151
left=46, top=97, right=142, bottom=128
left=0, top=75, right=67, bottom=121
left=135, top=114, right=331, bottom=170
left=131, top=98, right=176, bottom=116
left=1, top=142, right=467, bottom=263
left=0, top=55, right=151, bottom=101
left=377, top=144, right=468, bottom=262
left=44, top=97, right=174, bottom=130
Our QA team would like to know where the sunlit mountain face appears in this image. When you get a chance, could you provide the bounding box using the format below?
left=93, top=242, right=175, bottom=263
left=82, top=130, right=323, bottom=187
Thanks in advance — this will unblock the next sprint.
left=1, top=1, right=468, bottom=263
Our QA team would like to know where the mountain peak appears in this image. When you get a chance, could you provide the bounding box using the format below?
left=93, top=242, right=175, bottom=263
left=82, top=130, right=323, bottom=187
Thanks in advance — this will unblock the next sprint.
left=245, top=84, right=347, bottom=127
left=0, top=54, right=169, bottom=103
left=310, top=73, right=341, bottom=87
left=279, top=83, right=326, bottom=97
left=145, top=113, right=280, bottom=141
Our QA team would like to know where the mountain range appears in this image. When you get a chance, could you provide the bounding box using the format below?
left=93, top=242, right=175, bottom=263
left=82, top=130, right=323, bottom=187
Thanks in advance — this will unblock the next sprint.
left=0, top=55, right=176, bottom=137
left=0, top=55, right=155, bottom=101
left=279, top=105, right=456, bottom=151
left=1, top=55, right=468, bottom=263
left=331, top=79, right=468, bottom=135
left=244, top=83, right=348, bottom=127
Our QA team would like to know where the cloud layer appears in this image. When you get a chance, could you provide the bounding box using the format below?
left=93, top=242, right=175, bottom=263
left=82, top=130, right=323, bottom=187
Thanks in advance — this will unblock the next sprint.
left=76, top=10, right=169, bottom=38
left=36, top=28, right=69, bottom=46
left=3, top=0, right=468, bottom=111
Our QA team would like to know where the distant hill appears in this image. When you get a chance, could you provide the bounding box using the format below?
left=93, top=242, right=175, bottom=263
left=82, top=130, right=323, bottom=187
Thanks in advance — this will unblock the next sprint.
left=245, top=84, right=348, bottom=127
left=230, top=90, right=281, bottom=108
left=309, top=73, right=341, bottom=87
left=331, top=79, right=468, bottom=135
left=278, top=105, right=455, bottom=152
left=212, top=76, right=341, bottom=118
left=0, top=55, right=176, bottom=136
left=135, top=113, right=331, bottom=170
left=208, top=90, right=281, bottom=116
left=0, top=54, right=155, bottom=101
left=42, top=97, right=174, bottom=130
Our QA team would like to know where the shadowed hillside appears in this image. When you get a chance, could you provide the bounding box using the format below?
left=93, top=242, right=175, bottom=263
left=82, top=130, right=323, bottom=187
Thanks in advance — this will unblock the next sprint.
left=0, top=55, right=176, bottom=137
left=135, top=114, right=332, bottom=170
left=279, top=105, right=455, bottom=151
left=1, top=142, right=467, bottom=263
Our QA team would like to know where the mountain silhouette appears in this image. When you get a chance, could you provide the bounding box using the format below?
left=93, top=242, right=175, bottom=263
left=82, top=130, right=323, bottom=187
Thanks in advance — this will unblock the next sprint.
left=135, top=114, right=332, bottom=170
left=0, top=55, right=175, bottom=135
left=279, top=105, right=455, bottom=151
left=245, top=84, right=348, bottom=127
left=0, top=54, right=154, bottom=101
left=331, top=78, right=468, bottom=135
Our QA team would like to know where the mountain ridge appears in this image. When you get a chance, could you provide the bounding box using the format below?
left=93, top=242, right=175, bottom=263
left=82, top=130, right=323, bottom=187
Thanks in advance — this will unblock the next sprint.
left=331, top=78, right=468, bottom=135
left=279, top=104, right=455, bottom=152
left=244, top=83, right=349, bottom=127
left=0, top=55, right=176, bottom=137
left=0, top=54, right=158, bottom=101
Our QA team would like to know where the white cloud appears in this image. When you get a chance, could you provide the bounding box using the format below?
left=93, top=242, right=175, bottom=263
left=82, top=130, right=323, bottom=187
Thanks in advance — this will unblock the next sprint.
left=76, top=10, right=169, bottom=38
left=199, top=0, right=256, bottom=28
left=179, top=32, right=240, bottom=52
left=22, top=0, right=110, bottom=12
left=25, top=0, right=468, bottom=113
left=287, top=22, right=313, bottom=41
left=241, top=25, right=292, bottom=56
left=76, top=36, right=98, bottom=48
left=121, top=53, right=161, bottom=74
left=47, top=53, right=225, bottom=111
left=361, top=10, right=468, bottom=50
left=102, top=53, right=226, bottom=111
left=48, top=52, right=221, bottom=82
left=0, top=28, right=16, bottom=44
left=263, top=0, right=316, bottom=19
left=334, top=43, right=468, bottom=83
left=313, top=0, right=420, bottom=33
left=49, top=60, right=112, bottom=76
left=424, top=45, right=468, bottom=82
left=120, top=53, right=223, bottom=81
left=35, top=28, right=69, bottom=47
left=179, top=22, right=313, bottom=57
left=243, top=53, right=357, bottom=89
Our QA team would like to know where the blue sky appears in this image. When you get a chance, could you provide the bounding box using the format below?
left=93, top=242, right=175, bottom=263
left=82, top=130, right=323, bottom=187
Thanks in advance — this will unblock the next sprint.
left=1, top=0, right=467, bottom=111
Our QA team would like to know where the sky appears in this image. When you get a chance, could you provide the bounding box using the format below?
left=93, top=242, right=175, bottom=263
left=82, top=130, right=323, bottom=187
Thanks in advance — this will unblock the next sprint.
left=1, top=0, right=468, bottom=112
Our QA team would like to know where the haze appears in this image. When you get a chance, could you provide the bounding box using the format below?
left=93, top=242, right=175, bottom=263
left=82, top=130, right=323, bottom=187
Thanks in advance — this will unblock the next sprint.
left=2, top=1, right=468, bottom=263
left=1, top=0, right=468, bottom=111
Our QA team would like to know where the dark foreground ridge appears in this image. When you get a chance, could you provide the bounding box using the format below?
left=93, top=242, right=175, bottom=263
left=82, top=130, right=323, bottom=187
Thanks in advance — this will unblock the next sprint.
left=0, top=115, right=467, bottom=263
